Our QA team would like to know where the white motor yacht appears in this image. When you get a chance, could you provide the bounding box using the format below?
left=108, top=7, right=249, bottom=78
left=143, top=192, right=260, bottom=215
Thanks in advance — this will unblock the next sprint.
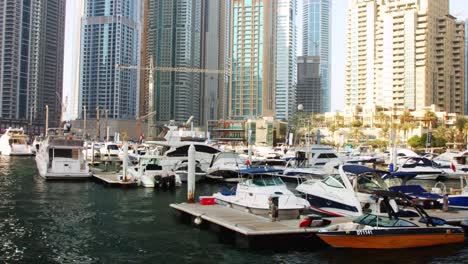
left=127, top=156, right=181, bottom=188
left=213, top=170, right=310, bottom=220
left=82, top=142, right=101, bottom=160
left=156, top=143, right=220, bottom=173
left=433, top=150, right=468, bottom=179
left=206, top=152, right=247, bottom=182
left=296, top=165, right=391, bottom=217
left=100, top=142, right=120, bottom=158
left=0, top=127, right=33, bottom=156
left=396, top=157, right=444, bottom=180
left=35, top=129, right=90, bottom=179
left=298, top=144, right=344, bottom=167
left=173, top=160, right=205, bottom=182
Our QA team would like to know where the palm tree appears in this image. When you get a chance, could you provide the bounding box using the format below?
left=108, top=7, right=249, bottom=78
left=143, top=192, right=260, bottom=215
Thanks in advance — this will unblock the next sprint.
left=375, top=111, right=390, bottom=128
left=399, top=110, right=413, bottom=143
left=422, top=110, right=438, bottom=129
left=329, top=124, right=338, bottom=145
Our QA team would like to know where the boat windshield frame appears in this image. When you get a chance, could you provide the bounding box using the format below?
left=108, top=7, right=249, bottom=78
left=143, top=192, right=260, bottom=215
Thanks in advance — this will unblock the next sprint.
left=244, top=174, right=285, bottom=187
left=321, top=174, right=346, bottom=189
left=353, top=213, right=417, bottom=228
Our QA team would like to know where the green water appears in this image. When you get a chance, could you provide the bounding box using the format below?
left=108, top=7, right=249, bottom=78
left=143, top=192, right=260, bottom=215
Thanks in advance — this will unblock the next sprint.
left=0, top=156, right=467, bottom=263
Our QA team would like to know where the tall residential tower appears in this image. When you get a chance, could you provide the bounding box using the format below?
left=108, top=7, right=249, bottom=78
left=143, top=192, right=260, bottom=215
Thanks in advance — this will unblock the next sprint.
left=200, top=0, right=231, bottom=125
left=302, top=0, right=331, bottom=113
left=0, top=0, right=66, bottom=134
left=345, top=0, right=465, bottom=114
left=79, top=0, right=140, bottom=119
left=276, top=0, right=297, bottom=120
left=229, top=0, right=276, bottom=119
left=146, top=0, right=203, bottom=126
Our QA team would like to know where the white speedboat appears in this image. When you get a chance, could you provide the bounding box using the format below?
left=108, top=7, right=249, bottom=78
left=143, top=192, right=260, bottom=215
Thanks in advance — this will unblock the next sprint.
left=35, top=129, right=90, bottom=179
left=206, top=152, right=247, bottom=182
left=213, top=169, right=310, bottom=220
left=127, top=156, right=181, bottom=188
left=0, top=127, right=33, bottom=156
left=396, top=157, right=444, bottom=180
left=296, top=165, right=390, bottom=217
left=433, top=150, right=468, bottom=179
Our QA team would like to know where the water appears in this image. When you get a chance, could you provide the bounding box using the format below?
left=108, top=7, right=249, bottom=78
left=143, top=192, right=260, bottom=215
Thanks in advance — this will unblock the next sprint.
left=0, top=157, right=467, bottom=263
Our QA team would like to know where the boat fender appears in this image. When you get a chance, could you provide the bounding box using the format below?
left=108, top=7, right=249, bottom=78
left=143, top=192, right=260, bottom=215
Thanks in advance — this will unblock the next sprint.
left=194, top=216, right=202, bottom=225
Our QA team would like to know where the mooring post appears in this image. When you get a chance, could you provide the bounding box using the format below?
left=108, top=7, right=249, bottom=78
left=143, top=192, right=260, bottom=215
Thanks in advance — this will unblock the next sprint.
left=187, top=144, right=196, bottom=203
left=91, top=142, right=95, bottom=165
left=122, top=142, right=128, bottom=181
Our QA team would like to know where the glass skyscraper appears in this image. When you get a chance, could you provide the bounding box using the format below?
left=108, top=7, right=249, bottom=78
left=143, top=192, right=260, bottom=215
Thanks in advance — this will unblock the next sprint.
left=302, top=0, right=331, bottom=113
left=0, top=0, right=66, bottom=134
left=230, top=0, right=276, bottom=119
left=275, top=0, right=297, bottom=120
left=79, top=0, right=140, bottom=119
left=466, top=19, right=468, bottom=115
left=147, top=0, right=203, bottom=125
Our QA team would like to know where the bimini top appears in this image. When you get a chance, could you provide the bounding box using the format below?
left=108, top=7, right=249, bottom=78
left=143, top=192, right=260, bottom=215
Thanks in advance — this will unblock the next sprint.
left=342, top=164, right=386, bottom=175
left=239, top=167, right=283, bottom=175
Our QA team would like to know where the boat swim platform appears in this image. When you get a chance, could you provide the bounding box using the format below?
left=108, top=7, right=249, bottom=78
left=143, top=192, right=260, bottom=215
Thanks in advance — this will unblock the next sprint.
left=170, top=203, right=349, bottom=249
left=92, top=172, right=137, bottom=187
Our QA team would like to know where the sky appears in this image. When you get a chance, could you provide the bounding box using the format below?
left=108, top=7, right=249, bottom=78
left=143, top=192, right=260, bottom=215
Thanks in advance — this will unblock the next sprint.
left=62, top=0, right=468, bottom=119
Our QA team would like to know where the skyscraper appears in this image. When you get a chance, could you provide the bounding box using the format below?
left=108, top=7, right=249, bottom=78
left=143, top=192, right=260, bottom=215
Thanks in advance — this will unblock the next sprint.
left=345, top=0, right=465, bottom=115
left=79, top=0, right=140, bottom=120
left=146, top=0, right=203, bottom=126
left=275, top=0, right=297, bottom=120
left=466, top=18, right=468, bottom=115
left=302, top=0, right=331, bottom=113
left=297, top=56, right=321, bottom=114
left=229, top=0, right=276, bottom=119
left=200, top=0, right=231, bottom=125
left=0, top=0, right=66, bottom=134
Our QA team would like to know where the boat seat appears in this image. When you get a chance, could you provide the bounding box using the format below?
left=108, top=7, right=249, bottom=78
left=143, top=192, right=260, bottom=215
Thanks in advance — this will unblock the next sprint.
left=338, top=222, right=360, bottom=231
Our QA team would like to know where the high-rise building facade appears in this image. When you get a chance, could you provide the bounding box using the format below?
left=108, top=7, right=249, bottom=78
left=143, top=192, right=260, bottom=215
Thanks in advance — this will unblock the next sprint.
left=275, top=0, right=297, bottom=120
left=146, top=0, right=203, bottom=126
left=200, top=0, right=231, bottom=125
left=229, top=0, right=276, bottom=119
left=0, top=0, right=66, bottom=134
left=302, top=0, right=331, bottom=113
left=345, top=0, right=465, bottom=115
left=79, top=0, right=140, bottom=120
left=297, top=56, right=321, bottom=114
left=465, top=18, right=468, bottom=115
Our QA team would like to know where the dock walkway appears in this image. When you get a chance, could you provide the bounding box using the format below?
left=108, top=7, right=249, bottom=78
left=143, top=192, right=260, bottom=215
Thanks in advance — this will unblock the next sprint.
left=170, top=203, right=348, bottom=236
left=93, top=172, right=137, bottom=187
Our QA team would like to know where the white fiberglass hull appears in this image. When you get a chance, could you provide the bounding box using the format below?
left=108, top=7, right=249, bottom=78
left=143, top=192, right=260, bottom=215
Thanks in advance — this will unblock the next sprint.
left=214, top=197, right=302, bottom=220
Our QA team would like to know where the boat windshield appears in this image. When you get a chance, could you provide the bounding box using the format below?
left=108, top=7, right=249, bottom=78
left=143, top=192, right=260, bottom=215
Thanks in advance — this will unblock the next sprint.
left=250, top=176, right=284, bottom=187
left=321, top=174, right=345, bottom=189
left=353, top=214, right=417, bottom=227
left=356, top=175, right=385, bottom=193
left=107, top=145, right=119, bottom=150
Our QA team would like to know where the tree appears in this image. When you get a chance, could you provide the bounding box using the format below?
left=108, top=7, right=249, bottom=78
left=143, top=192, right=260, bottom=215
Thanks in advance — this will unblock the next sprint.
left=399, top=110, right=413, bottom=143
left=422, top=110, right=438, bottom=129
left=375, top=111, right=390, bottom=128
left=407, top=135, right=422, bottom=148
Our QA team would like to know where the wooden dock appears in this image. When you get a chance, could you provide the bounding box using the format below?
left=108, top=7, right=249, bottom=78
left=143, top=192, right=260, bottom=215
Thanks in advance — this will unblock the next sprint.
left=171, top=203, right=348, bottom=235
left=92, top=172, right=137, bottom=187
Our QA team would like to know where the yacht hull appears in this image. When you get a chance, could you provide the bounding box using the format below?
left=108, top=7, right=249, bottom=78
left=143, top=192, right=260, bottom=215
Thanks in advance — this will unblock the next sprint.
left=215, top=198, right=301, bottom=220
left=318, top=229, right=465, bottom=249
left=305, top=194, right=360, bottom=217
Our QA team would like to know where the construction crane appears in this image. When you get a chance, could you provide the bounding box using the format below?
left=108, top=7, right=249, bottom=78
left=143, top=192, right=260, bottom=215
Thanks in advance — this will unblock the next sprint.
left=117, top=59, right=230, bottom=139
left=116, top=63, right=231, bottom=75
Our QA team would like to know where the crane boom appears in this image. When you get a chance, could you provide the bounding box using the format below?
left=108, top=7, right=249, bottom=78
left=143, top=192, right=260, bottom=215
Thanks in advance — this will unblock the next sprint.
left=116, top=64, right=231, bottom=75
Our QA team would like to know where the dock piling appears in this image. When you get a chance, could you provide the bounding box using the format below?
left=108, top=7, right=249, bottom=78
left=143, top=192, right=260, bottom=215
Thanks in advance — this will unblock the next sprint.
left=187, top=144, right=195, bottom=203
left=122, top=142, right=128, bottom=181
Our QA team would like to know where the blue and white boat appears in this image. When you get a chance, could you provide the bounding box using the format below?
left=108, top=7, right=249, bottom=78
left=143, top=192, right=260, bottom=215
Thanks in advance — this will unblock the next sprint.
left=296, top=165, right=390, bottom=217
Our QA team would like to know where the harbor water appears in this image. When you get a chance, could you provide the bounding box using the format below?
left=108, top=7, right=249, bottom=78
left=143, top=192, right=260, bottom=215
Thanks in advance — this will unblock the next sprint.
left=1, top=156, right=468, bottom=263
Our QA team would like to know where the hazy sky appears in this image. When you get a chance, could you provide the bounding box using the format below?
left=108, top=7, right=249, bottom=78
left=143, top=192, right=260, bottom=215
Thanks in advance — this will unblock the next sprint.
left=62, top=0, right=468, bottom=119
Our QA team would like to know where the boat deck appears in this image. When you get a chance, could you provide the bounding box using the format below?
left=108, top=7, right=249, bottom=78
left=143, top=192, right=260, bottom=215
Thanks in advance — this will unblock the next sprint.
left=92, top=172, right=137, bottom=187
left=170, top=203, right=349, bottom=236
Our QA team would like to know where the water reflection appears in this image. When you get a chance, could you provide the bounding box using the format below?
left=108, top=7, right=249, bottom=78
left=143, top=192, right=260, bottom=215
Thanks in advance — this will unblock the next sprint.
left=0, top=158, right=466, bottom=262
